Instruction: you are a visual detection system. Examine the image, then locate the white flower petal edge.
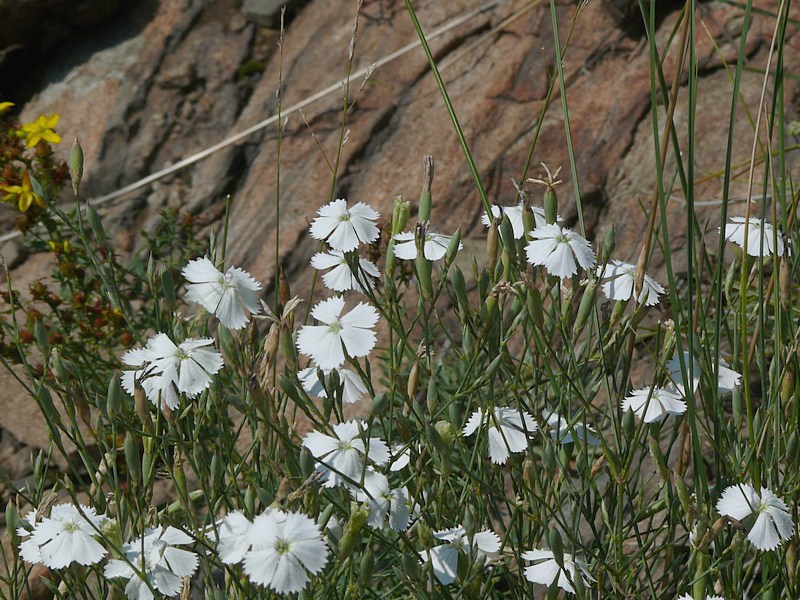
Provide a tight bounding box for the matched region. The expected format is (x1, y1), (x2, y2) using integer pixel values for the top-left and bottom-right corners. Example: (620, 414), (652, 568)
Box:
(182, 257), (262, 329)
(310, 250), (380, 294)
(666, 351), (741, 395)
(717, 483), (794, 551)
(522, 548), (593, 595)
(309, 199), (380, 252)
(722, 216), (787, 257)
(242, 509), (329, 595)
(596, 259), (665, 306)
(393, 228), (463, 261)
(298, 365), (368, 404)
(423, 525), (500, 585)
(18, 503), (107, 569)
(463, 406), (538, 464)
(297, 297), (379, 370)
(622, 387), (686, 423)
(302, 420), (389, 487)
(526, 224), (596, 279)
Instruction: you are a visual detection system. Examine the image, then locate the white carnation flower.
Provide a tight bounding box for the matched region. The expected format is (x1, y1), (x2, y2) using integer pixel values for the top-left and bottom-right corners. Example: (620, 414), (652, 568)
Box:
(522, 548), (593, 594)
(309, 199), (380, 252)
(543, 411), (599, 446)
(525, 224), (596, 279)
(298, 365), (368, 404)
(423, 525), (500, 585)
(723, 216), (787, 257)
(393, 227), (462, 261)
(482, 204), (557, 238)
(121, 333), (224, 410)
(463, 406), (538, 464)
(104, 526), (198, 600)
(351, 470), (411, 532)
(717, 483), (794, 551)
(18, 503), (107, 569)
(242, 509), (328, 595)
(622, 386), (686, 423)
(310, 250), (380, 294)
(666, 351), (741, 396)
(596, 259), (665, 306)
(181, 257), (261, 329)
(296, 297), (378, 370)
(301, 420), (389, 487)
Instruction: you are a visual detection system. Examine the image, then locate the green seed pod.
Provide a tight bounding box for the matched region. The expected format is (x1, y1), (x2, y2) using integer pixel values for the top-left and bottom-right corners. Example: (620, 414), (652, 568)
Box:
(300, 447), (315, 479)
(392, 195), (411, 235)
(622, 409), (635, 440)
(416, 250), (433, 300)
(107, 371), (122, 418)
(451, 267), (469, 314)
(317, 504), (335, 530)
(427, 376), (438, 417)
(560, 286), (573, 325)
(160, 269), (176, 307)
(787, 432), (799, 468)
(6, 502), (20, 550)
(544, 185), (558, 225)
(434, 420), (458, 446)
(609, 298), (627, 328)
(210, 453), (224, 492)
(787, 540), (796, 580)
(124, 433), (141, 487)
(419, 155), (433, 222)
(34, 319), (48, 354)
(573, 279), (597, 337)
(446, 227), (462, 265)
(69, 137), (84, 197)
(499, 214), (516, 262)
(732, 384), (743, 430)
(523, 457), (535, 488)
(485, 220), (499, 275)
(86, 206), (107, 242)
(601, 226), (616, 265)
(527, 288), (544, 329)
(244, 486), (256, 515)
(359, 547), (375, 586)
(339, 502), (370, 559)
(547, 529), (564, 567)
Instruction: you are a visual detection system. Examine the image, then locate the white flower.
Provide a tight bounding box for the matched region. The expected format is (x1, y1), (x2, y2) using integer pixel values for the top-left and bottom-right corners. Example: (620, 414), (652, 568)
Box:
(522, 549), (593, 594)
(723, 216), (787, 257)
(301, 420), (389, 487)
(18, 503), (107, 569)
(215, 511), (252, 565)
(393, 228), (462, 261)
(423, 525), (500, 585)
(596, 259), (665, 306)
(310, 250), (380, 294)
(309, 199), (380, 252)
(543, 411), (599, 446)
(481, 205), (554, 238)
(677, 595), (726, 600)
(298, 365), (368, 404)
(525, 224), (596, 279)
(463, 406), (538, 464)
(667, 351), (741, 395)
(389, 443), (413, 471)
(181, 257), (262, 329)
(351, 470), (411, 532)
(622, 386), (686, 423)
(121, 333), (224, 410)
(242, 509), (328, 595)
(717, 483), (794, 551)
(104, 526), (199, 600)
(296, 297), (378, 370)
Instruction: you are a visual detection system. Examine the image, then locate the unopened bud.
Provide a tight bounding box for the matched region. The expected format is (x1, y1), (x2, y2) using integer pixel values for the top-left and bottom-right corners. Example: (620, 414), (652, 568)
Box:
(485, 220), (499, 274)
(601, 226), (616, 264)
(434, 420), (458, 446)
(124, 433), (141, 486)
(547, 529), (564, 567)
(780, 256), (791, 310)
(69, 138), (84, 197)
(573, 279), (597, 337)
(419, 155), (433, 222)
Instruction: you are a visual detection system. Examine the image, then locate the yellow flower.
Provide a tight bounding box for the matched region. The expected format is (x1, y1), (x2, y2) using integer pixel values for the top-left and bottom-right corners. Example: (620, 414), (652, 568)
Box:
(0, 102), (14, 115)
(18, 114), (61, 148)
(1, 172), (44, 212)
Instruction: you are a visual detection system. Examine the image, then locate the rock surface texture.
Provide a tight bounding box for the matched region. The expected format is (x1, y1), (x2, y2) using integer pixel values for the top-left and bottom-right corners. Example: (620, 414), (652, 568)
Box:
(1, 0), (799, 483)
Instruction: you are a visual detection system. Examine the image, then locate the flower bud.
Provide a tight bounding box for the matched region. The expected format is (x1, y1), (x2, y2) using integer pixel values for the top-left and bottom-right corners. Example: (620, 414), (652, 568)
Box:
(339, 502), (371, 559)
(86, 206), (107, 242)
(6, 502), (20, 551)
(450, 267), (469, 315)
(732, 385), (743, 430)
(782, 365), (794, 404)
(572, 279), (597, 337)
(407, 361), (420, 403)
(787, 540), (796, 580)
(106, 372), (122, 419)
(69, 137), (84, 197)
(485, 220), (499, 274)
(359, 547), (375, 586)
(780, 256), (791, 310)
(391, 195), (411, 236)
(547, 529), (564, 567)
(300, 447), (315, 479)
(434, 420), (458, 446)
(133, 381), (154, 433)
(426, 375), (438, 417)
(445, 226), (461, 264)
(418, 521), (433, 548)
(601, 226), (616, 264)
(124, 432), (141, 487)
(622, 409), (635, 439)
(419, 155), (433, 222)
(499, 215), (516, 262)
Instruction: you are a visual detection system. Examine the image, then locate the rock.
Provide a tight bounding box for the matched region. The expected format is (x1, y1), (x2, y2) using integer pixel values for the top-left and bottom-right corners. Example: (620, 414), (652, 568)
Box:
(241, 0), (289, 26)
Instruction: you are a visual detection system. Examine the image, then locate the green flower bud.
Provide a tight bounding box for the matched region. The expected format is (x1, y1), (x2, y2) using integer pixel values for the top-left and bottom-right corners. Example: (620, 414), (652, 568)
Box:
(572, 279), (597, 337)
(124, 433), (141, 487)
(445, 226), (462, 264)
(359, 547), (375, 586)
(434, 420), (458, 446)
(485, 220), (499, 275)
(392, 195), (411, 235)
(106, 371), (122, 419)
(547, 529), (564, 567)
(69, 137), (84, 197)
(418, 155), (433, 222)
(601, 226), (616, 264)
(450, 267), (469, 314)
(86, 206), (106, 242)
